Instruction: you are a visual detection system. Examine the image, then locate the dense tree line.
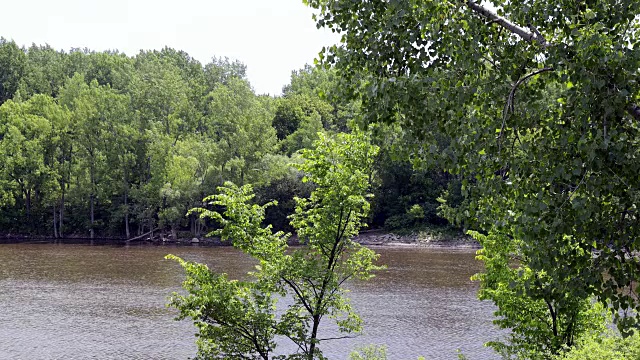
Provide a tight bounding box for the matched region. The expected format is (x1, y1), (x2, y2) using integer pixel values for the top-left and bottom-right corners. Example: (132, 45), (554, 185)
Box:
(0, 38), (452, 239)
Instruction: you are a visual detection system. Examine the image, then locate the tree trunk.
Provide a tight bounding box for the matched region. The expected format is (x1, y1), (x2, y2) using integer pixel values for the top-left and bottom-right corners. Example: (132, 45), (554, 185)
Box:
(90, 193), (95, 239)
(53, 203), (58, 238)
(59, 190), (65, 238)
(25, 189), (31, 222)
(61, 143), (71, 238)
(90, 158), (95, 239)
(124, 190), (130, 239)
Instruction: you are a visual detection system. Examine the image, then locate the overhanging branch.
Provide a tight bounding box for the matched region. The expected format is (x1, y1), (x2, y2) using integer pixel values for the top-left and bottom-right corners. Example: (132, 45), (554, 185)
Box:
(465, 1), (640, 122)
(466, 1), (547, 46)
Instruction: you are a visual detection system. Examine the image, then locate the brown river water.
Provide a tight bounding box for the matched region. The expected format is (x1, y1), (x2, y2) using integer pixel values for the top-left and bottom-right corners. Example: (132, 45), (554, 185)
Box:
(0, 243), (502, 359)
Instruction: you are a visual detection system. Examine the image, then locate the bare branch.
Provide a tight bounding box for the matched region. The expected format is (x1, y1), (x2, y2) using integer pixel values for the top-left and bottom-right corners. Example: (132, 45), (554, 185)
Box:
(466, 1), (548, 46)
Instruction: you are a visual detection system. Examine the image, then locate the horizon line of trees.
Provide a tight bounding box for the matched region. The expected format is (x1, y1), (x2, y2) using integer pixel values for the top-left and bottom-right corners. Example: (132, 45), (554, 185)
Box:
(0, 38), (457, 239)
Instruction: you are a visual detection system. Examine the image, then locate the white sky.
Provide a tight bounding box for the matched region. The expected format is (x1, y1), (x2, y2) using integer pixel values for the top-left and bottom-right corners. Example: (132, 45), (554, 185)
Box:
(0, 0), (339, 96)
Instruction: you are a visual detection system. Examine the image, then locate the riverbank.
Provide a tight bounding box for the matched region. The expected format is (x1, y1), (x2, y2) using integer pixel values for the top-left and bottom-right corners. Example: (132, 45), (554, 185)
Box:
(145, 228), (479, 249)
(354, 229), (479, 248)
(0, 228), (479, 248)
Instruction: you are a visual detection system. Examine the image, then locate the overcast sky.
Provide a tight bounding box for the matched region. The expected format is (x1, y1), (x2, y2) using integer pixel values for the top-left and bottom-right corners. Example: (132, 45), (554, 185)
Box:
(0, 0), (339, 95)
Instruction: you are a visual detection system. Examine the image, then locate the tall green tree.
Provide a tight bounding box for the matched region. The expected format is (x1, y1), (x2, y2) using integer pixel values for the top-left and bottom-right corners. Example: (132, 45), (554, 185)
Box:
(0, 38), (27, 105)
(59, 75), (134, 238)
(0, 95), (64, 229)
(168, 131), (381, 359)
(20, 44), (67, 98)
(205, 78), (278, 185)
(204, 56), (247, 92)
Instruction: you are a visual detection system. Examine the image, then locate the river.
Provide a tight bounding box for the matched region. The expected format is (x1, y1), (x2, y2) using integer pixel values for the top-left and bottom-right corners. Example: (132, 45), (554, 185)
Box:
(0, 243), (501, 359)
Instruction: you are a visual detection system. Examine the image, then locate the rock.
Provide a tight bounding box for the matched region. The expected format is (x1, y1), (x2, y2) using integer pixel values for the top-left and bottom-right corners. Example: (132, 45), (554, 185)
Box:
(191, 238), (200, 243)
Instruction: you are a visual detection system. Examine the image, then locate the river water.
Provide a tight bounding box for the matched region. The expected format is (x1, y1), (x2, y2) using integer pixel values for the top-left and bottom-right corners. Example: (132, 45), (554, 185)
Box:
(0, 243), (501, 359)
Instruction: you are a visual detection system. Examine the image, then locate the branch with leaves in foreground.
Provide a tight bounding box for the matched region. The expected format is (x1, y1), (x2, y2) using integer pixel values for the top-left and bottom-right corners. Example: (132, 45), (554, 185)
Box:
(167, 131), (381, 360)
(463, 0), (640, 121)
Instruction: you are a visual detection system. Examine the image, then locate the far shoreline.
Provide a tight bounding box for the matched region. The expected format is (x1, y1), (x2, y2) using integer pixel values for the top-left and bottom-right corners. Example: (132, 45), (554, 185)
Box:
(0, 229), (480, 249)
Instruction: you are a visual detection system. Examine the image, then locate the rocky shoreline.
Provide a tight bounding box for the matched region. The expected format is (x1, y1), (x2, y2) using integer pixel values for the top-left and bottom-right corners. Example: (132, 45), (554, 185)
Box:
(353, 229), (479, 248)
(162, 229), (480, 249)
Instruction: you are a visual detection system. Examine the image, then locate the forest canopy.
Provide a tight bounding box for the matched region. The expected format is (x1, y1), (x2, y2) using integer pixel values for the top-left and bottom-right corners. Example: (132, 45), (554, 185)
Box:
(0, 39), (454, 239)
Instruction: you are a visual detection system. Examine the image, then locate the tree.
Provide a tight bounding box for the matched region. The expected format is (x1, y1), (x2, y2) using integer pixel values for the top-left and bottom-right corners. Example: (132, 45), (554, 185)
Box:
(0, 40), (289, 238)
(59, 74), (134, 238)
(280, 111), (325, 156)
(20, 44), (67, 98)
(0, 38), (27, 105)
(282, 65), (358, 133)
(204, 56), (247, 92)
(167, 131), (381, 359)
(204, 78), (278, 185)
(0, 95), (57, 226)
(305, 0), (640, 353)
(85, 50), (135, 91)
(469, 230), (606, 358)
(273, 94), (333, 141)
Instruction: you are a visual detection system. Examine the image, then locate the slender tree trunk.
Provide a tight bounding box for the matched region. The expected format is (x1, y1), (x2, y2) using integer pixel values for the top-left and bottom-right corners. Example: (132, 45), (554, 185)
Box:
(59, 190), (65, 238)
(53, 203), (58, 238)
(90, 156), (95, 239)
(308, 208), (348, 359)
(25, 189), (31, 222)
(61, 143), (72, 238)
(124, 190), (130, 239)
(90, 193), (95, 239)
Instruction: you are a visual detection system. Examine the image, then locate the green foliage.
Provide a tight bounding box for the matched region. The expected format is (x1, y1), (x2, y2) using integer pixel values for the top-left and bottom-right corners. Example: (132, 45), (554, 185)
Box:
(470, 230), (607, 358)
(0, 94), (69, 228)
(349, 345), (426, 360)
(168, 131), (381, 359)
(0, 38), (449, 242)
(273, 94), (333, 141)
(166, 254), (278, 359)
(0, 38), (27, 104)
(371, 130), (452, 230)
(306, 0), (640, 352)
(556, 330), (640, 360)
(0, 43), (308, 238)
(349, 345), (387, 360)
(254, 165), (314, 233)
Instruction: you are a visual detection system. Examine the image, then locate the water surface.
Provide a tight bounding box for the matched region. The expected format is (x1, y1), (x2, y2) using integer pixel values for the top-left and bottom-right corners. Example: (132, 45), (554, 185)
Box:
(0, 243), (500, 359)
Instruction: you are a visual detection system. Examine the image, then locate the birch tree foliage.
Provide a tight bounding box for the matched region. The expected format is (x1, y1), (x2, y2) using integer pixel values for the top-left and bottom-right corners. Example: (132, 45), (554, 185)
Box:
(304, 0), (640, 349)
(167, 131), (381, 360)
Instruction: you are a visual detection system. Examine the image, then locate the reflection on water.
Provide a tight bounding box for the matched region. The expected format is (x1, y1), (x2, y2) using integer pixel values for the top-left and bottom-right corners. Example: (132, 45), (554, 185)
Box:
(0, 243), (500, 359)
